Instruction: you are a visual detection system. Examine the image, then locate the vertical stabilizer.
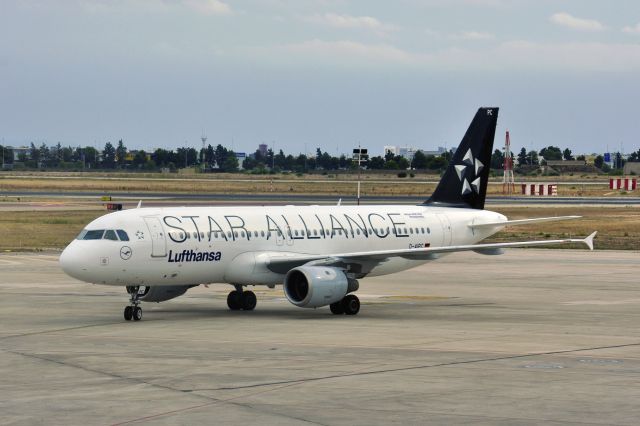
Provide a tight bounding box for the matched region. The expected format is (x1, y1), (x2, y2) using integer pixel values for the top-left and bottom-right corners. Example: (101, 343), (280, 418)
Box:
(425, 107), (498, 209)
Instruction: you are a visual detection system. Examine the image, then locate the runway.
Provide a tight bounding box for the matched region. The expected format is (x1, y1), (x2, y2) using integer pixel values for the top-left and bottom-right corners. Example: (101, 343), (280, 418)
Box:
(2, 190), (640, 205)
(1, 249), (639, 425)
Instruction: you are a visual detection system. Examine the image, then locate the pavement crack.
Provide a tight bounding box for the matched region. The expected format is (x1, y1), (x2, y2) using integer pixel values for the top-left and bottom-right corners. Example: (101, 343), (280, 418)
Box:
(189, 341), (640, 392)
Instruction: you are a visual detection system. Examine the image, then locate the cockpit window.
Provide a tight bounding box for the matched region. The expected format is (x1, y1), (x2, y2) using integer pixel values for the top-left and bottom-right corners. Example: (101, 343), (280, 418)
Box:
(83, 230), (105, 240)
(104, 230), (118, 241)
(116, 230), (129, 241)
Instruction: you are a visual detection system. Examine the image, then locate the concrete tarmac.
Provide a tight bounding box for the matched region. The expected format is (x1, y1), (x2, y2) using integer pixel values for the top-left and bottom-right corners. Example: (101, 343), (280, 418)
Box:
(1, 250), (639, 425)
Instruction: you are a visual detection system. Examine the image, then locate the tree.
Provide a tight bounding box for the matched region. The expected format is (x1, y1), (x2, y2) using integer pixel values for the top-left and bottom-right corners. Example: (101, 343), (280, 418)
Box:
(412, 151), (428, 169)
(527, 151), (539, 166)
(539, 146), (562, 161)
(83, 146), (99, 168)
(517, 147), (528, 166)
(1, 145), (13, 164)
(205, 144), (215, 167)
(242, 156), (258, 170)
(594, 155), (604, 169)
(384, 160), (399, 170)
(274, 149), (286, 169)
(368, 156), (385, 169)
(214, 144), (228, 168)
(490, 149), (504, 169)
(116, 139), (127, 167)
(395, 156), (410, 170)
(563, 148), (574, 161)
(39, 143), (50, 167)
(384, 149), (395, 162)
(102, 142), (116, 168)
(132, 150), (147, 168)
(221, 151), (239, 172)
(29, 142), (40, 163)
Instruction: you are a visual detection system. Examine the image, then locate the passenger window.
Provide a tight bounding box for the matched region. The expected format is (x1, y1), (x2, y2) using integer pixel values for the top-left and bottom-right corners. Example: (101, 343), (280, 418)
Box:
(83, 230), (104, 240)
(261, 231), (265, 237)
(116, 230), (129, 241)
(104, 230), (118, 241)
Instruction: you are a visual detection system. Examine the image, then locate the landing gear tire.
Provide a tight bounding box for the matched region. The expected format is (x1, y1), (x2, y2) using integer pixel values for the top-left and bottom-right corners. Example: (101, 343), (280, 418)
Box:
(342, 295), (360, 316)
(132, 306), (143, 321)
(125, 286), (142, 321)
(330, 302), (345, 315)
(227, 290), (242, 310)
(241, 291), (257, 311)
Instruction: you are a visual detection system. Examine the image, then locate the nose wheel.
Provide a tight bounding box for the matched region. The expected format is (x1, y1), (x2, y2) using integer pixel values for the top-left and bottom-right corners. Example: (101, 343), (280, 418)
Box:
(124, 286), (143, 321)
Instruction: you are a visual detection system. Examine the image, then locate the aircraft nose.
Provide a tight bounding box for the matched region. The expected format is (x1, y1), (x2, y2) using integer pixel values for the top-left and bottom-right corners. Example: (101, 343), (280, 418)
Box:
(59, 242), (84, 280)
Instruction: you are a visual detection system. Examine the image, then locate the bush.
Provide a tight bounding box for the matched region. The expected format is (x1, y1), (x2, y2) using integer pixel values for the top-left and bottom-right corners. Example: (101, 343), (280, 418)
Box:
(397, 172), (407, 178)
(409, 173), (415, 178)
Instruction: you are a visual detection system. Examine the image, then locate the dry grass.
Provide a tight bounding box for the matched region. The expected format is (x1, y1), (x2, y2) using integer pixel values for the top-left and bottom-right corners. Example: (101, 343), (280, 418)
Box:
(0, 175), (630, 197)
(0, 210), (104, 251)
(485, 206), (640, 250)
(0, 206), (637, 251)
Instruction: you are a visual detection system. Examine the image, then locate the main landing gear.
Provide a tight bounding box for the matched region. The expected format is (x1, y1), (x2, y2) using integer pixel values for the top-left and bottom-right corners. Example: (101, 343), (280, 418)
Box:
(124, 286), (143, 321)
(330, 294), (360, 316)
(227, 285), (257, 311)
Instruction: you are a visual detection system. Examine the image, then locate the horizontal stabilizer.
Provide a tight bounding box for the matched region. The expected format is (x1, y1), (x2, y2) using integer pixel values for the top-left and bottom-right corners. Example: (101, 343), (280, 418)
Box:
(469, 216), (581, 229)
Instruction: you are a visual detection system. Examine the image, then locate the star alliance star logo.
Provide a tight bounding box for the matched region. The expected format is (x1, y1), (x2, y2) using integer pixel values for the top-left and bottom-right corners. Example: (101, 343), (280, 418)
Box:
(135, 230), (145, 240)
(455, 148), (484, 196)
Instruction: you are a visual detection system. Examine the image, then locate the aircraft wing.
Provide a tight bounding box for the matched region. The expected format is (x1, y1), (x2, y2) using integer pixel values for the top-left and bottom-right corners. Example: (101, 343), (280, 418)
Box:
(265, 232), (597, 274)
(469, 216), (581, 229)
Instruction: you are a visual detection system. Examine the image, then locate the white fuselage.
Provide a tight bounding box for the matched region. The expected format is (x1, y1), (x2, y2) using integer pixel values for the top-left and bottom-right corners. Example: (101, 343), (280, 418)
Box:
(59, 204), (506, 287)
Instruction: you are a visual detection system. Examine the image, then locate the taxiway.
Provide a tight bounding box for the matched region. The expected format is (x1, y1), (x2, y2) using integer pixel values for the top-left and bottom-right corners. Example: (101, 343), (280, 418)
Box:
(1, 250), (639, 425)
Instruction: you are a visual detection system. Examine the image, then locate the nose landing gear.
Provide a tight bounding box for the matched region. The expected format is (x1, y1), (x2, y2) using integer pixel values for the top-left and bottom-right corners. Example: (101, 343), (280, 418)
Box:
(124, 286), (143, 321)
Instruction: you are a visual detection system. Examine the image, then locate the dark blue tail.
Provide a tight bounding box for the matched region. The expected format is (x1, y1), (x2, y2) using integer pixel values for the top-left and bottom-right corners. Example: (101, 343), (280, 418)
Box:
(425, 107), (498, 210)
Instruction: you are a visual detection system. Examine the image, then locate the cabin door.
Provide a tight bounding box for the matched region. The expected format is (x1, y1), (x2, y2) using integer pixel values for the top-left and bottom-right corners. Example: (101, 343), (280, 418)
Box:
(143, 217), (167, 257)
(435, 214), (453, 246)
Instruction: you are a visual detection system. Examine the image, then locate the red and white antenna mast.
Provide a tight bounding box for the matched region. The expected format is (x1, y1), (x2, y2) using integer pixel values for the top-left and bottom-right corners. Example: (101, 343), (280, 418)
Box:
(502, 130), (515, 195)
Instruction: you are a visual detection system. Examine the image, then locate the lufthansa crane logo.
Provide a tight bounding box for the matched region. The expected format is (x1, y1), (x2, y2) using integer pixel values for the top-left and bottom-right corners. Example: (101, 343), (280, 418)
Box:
(120, 246), (133, 260)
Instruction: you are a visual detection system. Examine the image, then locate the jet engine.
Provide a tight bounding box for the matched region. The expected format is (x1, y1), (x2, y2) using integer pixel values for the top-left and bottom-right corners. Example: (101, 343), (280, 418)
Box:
(283, 266), (358, 308)
(127, 285), (197, 303)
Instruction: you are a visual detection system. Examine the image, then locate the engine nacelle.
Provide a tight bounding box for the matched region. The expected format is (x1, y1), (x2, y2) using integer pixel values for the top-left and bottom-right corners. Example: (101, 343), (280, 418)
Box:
(284, 266), (358, 308)
(127, 285), (196, 303)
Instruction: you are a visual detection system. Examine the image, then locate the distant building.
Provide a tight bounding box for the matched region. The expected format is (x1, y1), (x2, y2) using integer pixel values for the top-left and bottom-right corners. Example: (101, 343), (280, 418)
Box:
(9, 146), (30, 161)
(235, 152), (246, 170)
(258, 144), (268, 157)
(383, 145), (446, 160)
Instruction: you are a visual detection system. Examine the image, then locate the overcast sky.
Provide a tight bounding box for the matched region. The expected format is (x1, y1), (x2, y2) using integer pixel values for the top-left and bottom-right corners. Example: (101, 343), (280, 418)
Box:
(1, 0), (639, 156)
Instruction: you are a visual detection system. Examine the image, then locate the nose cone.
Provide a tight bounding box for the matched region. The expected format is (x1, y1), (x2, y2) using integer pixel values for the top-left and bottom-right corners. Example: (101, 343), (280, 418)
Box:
(59, 241), (87, 281)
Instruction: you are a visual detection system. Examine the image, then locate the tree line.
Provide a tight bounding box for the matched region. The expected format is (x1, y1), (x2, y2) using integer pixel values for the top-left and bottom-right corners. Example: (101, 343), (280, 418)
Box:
(1, 141), (638, 173)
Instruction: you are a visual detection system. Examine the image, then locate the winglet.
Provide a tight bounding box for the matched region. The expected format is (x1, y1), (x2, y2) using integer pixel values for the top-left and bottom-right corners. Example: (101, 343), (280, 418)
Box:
(584, 231), (597, 251)
(137, 200), (142, 209)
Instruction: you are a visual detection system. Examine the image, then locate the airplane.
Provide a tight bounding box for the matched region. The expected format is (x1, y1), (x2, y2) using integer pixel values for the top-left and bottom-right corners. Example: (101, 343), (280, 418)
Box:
(59, 107), (596, 321)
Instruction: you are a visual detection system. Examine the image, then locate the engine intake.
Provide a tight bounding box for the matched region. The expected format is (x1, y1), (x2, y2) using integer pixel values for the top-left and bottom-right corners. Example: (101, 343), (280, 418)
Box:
(284, 266), (358, 308)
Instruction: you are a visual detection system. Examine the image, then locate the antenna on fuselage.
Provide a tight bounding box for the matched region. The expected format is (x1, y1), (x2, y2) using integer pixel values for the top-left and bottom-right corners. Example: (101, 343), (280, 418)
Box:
(136, 200), (142, 208)
(337, 198), (342, 206)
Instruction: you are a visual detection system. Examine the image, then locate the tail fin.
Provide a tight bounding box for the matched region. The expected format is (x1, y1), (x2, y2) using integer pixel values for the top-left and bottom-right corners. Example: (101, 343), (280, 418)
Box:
(425, 107), (498, 210)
